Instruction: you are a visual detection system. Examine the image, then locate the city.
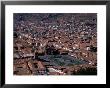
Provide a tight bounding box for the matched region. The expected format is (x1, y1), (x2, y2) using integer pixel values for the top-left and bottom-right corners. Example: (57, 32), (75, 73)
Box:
(14, 13), (97, 75)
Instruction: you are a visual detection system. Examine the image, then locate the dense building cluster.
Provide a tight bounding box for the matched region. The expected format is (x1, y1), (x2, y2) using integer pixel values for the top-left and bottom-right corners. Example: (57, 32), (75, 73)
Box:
(14, 13), (97, 75)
